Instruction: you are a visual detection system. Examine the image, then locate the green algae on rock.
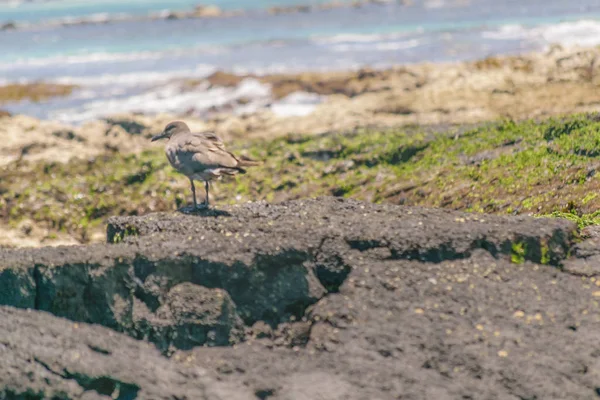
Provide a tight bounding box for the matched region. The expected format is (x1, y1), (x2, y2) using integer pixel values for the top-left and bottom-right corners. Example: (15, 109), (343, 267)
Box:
(0, 83), (78, 104)
(1, 113), (600, 244)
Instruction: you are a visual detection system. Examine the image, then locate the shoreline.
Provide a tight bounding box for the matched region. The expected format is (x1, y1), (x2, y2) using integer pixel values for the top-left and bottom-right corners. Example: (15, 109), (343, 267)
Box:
(1, 45), (600, 248)
(2, 44), (600, 162)
(4, 11), (600, 122)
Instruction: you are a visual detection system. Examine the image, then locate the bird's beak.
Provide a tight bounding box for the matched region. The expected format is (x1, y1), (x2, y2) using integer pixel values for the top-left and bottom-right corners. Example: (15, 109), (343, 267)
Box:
(151, 131), (167, 142)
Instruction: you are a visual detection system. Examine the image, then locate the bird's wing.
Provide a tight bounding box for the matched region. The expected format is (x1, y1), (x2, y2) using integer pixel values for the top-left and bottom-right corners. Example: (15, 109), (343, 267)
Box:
(180, 132), (239, 170)
(191, 132), (227, 151)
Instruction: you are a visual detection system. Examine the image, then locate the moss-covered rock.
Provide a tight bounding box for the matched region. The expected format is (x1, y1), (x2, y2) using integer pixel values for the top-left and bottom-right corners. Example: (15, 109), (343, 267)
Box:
(0, 83), (78, 104)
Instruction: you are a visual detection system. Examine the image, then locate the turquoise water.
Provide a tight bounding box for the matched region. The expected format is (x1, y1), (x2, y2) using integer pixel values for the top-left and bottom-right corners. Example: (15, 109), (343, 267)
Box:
(3, 2), (599, 64)
(0, 0), (343, 24)
(2, 0), (600, 122)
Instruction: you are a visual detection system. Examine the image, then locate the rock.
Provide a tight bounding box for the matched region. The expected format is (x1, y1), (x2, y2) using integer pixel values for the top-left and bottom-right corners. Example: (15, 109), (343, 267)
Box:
(0, 114), (190, 166)
(0, 109), (11, 118)
(52, 128), (87, 142)
(17, 219), (34, 236)
(251, 320), (273, 339)
(265, 0), (392, 14)
(107, 197), (574, 265)
(206, 71), (246, 87)
(103, 116), (147, 135)
(581, 225), (600, 241)
(192, 5), (223, 18)
(317, 1), (346, 10)
(3, 197), (600, 399)
(0, 213), (329, 351)
(268, 5), (311, 15)
(0, 268), (36, 309)
(186, 244), (600, 399)
(1, 22), (16, 31)
(164, 12), (180, 20)
(0, 306), (253, 399)
(561, 226), (600, 276)
(134, 283), (245, 353)
(275, 372), (353, 400)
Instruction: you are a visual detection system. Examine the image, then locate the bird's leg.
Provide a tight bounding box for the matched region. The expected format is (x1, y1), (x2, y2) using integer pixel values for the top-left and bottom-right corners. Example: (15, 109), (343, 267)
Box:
(204, 181), (210, 207)
(189, 178), (198, 209)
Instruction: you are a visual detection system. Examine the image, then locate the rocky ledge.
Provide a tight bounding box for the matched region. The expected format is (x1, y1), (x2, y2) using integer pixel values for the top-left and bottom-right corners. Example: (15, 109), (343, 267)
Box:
(2, 197), (600, 399)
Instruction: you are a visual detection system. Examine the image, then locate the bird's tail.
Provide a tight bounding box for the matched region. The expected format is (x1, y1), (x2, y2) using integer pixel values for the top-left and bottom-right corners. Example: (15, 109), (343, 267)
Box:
(236, 155), (262, 167)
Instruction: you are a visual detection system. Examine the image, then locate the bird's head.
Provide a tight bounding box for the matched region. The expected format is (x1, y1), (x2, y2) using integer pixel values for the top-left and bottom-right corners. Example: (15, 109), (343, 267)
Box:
(151, 121), (190, 142)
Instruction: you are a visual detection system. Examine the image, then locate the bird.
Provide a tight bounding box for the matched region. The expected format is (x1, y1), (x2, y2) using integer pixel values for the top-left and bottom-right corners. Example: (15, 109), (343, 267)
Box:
(151, 121), (260, 209)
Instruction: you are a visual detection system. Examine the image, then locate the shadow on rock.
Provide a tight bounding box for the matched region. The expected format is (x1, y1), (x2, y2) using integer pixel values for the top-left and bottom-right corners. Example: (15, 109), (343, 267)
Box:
(177, 206), (232, 217)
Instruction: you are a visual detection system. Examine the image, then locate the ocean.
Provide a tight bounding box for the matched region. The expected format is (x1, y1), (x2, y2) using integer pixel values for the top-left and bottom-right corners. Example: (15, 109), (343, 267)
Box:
(2, 0), (600, 123)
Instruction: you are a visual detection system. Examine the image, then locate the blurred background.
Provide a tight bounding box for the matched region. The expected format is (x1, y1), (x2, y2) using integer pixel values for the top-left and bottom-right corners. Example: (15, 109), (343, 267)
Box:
(1, 0), (599, 123)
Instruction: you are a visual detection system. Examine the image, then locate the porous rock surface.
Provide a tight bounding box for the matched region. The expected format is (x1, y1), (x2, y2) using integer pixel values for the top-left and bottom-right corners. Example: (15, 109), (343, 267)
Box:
(0, 306), (253, 399)
(2, 197), (600, 399)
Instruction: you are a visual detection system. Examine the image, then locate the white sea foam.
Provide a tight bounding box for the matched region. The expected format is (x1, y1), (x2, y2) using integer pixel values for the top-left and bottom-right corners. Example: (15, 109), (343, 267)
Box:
(46, 78), (324, 124)
(537, 19), (600, 47)
(312, 31), (423, 53)
(424, 0), (446, 9)
(483, 19), (600, 48)
(314, 33), (393, 44)
(0, 52), (164, 70)
(0, 46), (225, 71)
(481, 24), (528, 41)
(57, 12), (112, 24)
(312, 31), (411, 45)
(270, 92), (323, 117)
(49, 78), (272, 124)
(329, 38), (421, 52)
(51, 65), (216, 87)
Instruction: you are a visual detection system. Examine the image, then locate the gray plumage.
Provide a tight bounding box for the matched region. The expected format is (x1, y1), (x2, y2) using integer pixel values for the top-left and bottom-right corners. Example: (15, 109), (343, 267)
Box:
(151, 121), (260, 208)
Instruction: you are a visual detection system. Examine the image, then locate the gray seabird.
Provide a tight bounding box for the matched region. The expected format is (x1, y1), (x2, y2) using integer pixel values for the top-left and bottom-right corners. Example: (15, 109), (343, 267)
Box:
(151, 121), (260, 209)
